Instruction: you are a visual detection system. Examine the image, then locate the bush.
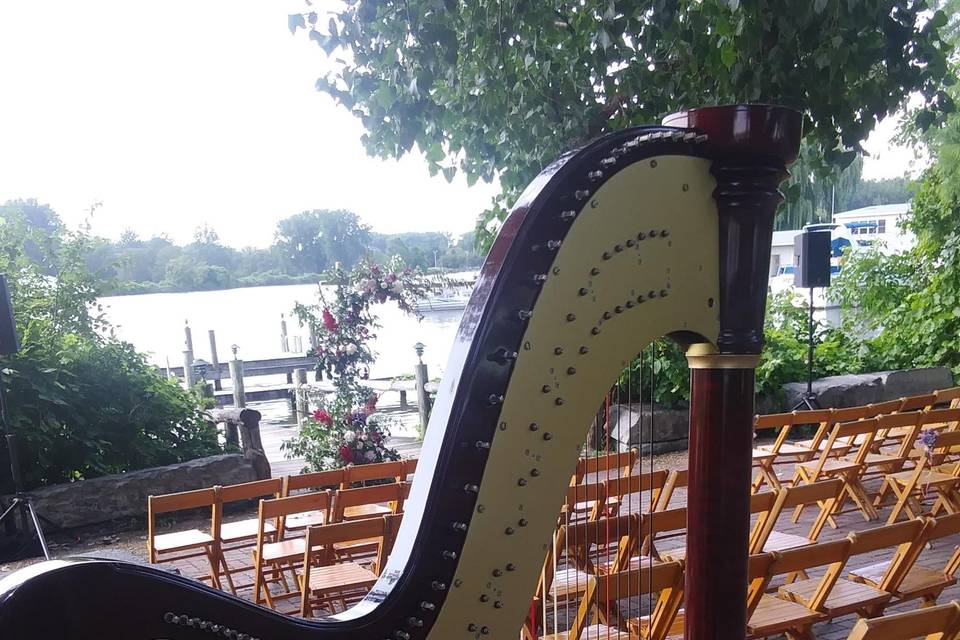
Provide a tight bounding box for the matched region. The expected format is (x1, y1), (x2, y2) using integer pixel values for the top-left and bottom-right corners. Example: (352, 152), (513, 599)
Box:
(0, 199), (223, 491)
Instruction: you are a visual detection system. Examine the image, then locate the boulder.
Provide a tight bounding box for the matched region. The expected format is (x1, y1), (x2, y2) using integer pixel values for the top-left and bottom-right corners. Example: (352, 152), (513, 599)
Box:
(606, 404), (689, 454)
(0, 454), (256, 531)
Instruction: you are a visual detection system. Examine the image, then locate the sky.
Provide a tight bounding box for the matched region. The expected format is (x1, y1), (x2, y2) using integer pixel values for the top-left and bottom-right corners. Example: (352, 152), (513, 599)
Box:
(0, 1), (919, 249)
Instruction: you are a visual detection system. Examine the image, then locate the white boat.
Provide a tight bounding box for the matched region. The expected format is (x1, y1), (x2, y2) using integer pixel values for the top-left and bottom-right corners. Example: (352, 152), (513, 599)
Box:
(414, 293), (470, 313)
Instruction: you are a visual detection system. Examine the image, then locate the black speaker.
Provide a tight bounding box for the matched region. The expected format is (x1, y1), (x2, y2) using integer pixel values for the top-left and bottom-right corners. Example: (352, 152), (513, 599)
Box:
(0, 275), (19, 356)
(793, 230), (832, 288)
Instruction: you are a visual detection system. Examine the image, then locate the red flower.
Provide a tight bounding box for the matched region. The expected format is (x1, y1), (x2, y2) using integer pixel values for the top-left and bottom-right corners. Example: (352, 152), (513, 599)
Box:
(312, 409), (333, 425)
(339, 445), (353, 463)
(322, 308), (338, 332)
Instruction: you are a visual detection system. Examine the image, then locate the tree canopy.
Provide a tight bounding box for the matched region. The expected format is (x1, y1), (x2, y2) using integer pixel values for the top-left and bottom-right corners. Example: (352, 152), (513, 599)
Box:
(293, 0), (954, 249)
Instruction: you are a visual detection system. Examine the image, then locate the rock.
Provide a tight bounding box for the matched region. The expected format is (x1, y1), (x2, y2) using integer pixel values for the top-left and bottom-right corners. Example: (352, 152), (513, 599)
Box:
(606, 404), (689, 455)
(0, 454), (256, 531)
(782, 368), (954, 411)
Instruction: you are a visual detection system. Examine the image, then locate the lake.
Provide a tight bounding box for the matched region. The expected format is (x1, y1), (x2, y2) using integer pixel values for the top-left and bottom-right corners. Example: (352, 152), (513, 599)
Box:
(99, 283), (465, 380)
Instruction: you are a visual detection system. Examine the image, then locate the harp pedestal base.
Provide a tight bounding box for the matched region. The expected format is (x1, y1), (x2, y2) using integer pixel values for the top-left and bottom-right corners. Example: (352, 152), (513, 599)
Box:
(684, 365), (756, 640)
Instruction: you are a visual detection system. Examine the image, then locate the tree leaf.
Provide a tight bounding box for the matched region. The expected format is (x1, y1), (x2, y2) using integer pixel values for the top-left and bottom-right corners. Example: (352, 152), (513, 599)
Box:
(288, 14), (306, 35)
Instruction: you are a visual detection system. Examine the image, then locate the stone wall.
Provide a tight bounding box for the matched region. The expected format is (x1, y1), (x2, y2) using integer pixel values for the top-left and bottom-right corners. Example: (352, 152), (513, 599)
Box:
(781, 367), (954, 410)
(607, 404), (690, 454)
(0, 454), (257, 531)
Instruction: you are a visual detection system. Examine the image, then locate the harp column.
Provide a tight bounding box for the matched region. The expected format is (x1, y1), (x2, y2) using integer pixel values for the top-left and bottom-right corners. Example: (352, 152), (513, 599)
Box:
(667, 105), (802, 640)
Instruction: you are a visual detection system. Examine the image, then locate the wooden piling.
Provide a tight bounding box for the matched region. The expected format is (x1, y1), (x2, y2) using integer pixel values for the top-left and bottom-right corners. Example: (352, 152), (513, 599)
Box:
(183, 349), (195, 387)
(184, 320), (194, 355)
(229, 358), (245, 409)
(293, 368), (309, 423)
(280, 314), (289, 353)
(415, 362), (431, 434)
(208, 330), (222, 391)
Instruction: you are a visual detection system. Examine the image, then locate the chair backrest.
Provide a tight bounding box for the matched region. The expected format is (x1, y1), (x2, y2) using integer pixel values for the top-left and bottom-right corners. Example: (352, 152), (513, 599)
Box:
(401, 458), (418, 481)
(868, 399), (905, 417)
(847, 518), (932, 593)
(574, 450), (638, 483)
(332, 482), (410, 522)
(756, 410), (832, 453)
(877, 412), (924, 457)
(561, 481), (607, 521)
(551, 512), (642, 584)
(149, 487), (218, 515)
(900, 393), (936, 413)
(816, 418), (880, 472)
(219, 478), (283, 505)
(746, 552), (778, 617)
(284, 469), (346, 495)
(927, 514), (960, 580)
(934, 386), (960, 409)
(747, 490), (781, 553)
(602, 469), (669, 514)
(767, 538), (853, 612)
(922, 408), (960, 436)
(832, 405), (874, 423)
(845, 600), (960, 640)
(656, 468), (689, 511)
(341, 460), (405, 488)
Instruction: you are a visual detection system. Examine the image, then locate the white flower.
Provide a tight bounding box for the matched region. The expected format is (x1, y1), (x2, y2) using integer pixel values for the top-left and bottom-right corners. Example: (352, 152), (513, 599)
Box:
(391, 281), (403, 294)
(343, 430), (356, 443)
(359, 433), (368, 441)
(364, 450), (376, 461)
(344, 343), (358, 355)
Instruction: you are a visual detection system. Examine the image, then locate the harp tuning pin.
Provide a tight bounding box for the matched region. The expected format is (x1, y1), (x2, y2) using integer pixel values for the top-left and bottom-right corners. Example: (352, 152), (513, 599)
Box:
(560, 210), (577, 221)
(407, 618), (424, 628)
(683, 131), (697, 141)
(475, 440), (491, 450)
(420, 601), (436, 611)
(481, 627), (490, 635)
(660, 289), (669, 297)
(487, 347), (518, 365)
(432, 581), (448, 591)
(602, 251), (611, 261)
(578, 287), (589, 296)
(452, 521), (468, 531)
(547, 239), (562, 250)
(600, 156), (616, 166)
(574, 189), (590, 200)
(587, 170), (603, 181)
(517, 309), (533, 321)
(624, 138), (640, 148)
(487, 393), (504, 405)
(695, 133), (708, 143)
(394, 631), (411, 640)
(532, 274), (547, 284)
(441, 550), (458, 560)
(464, 483), (480, 493)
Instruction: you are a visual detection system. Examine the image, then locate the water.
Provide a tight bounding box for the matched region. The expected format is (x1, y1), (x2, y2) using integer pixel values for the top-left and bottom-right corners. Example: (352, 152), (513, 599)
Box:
(98, 283), (464, 379)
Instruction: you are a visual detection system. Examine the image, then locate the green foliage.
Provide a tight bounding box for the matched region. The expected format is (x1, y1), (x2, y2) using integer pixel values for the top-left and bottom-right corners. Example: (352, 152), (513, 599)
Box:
(0, 201), (223, 491)
(293, 0), (954, 251)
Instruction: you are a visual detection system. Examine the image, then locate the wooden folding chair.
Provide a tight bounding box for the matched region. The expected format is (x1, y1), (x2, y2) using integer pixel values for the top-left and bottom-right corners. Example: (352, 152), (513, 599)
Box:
(753, 409), (835, 492)
(935, 387), (960, 409)
(340, 460), (406, 488)
(562, 479), (609, 524)
(779, 518), (930, 621)
(540, 560), (685, 640)
(215, 477), (283, 594)
(332, 481), (409, 523)
(252, 490), (332, 609)
(845, 600), (960, 640)
(401, 458), (418, 481)
(525, 512), (643, 640)
(147, 487), (222, 590)
(282, 469), (346, 531)
(900, 393), (937, 413)
(297, 514), (401, 617)
(600, 469), (669, 516)
(757, 479), (844, 554)
(747, 538), (853, 640)
(851, 513), (960, 608)
(879, 428), (960, 524)
(793, 418), (882, 523)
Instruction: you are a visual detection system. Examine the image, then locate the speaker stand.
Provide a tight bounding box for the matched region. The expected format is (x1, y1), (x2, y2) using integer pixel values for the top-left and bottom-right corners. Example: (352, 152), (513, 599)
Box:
(791, 286), (820, 411)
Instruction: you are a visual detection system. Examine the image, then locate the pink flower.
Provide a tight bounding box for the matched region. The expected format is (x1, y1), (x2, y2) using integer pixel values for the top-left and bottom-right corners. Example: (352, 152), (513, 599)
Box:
(312, 409), (333, 426)
(322, 308), (338, 332)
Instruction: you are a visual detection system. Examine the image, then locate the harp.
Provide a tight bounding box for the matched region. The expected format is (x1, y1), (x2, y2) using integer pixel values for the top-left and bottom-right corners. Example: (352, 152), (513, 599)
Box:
(0, 104), (801, 639)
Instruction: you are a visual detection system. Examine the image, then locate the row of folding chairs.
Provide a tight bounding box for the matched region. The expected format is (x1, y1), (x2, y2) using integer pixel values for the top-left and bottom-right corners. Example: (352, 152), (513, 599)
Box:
(147, 458), (417, 597)
(752, 386), (960, 494)
(531, 511), (960, 639)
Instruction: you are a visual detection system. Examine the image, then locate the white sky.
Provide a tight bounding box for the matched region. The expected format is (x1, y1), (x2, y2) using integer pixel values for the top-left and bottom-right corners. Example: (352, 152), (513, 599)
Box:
(0, 1), (917, 249)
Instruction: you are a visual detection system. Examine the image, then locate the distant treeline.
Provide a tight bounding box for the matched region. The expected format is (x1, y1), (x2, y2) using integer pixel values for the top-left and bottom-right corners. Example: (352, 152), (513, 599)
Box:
(3, 201), (483, 295)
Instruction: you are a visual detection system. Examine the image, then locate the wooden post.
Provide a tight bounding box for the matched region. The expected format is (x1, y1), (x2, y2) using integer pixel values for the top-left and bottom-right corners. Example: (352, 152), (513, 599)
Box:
(208, 408), (271, 479)
(280, 314), (289, 353)
(208, 330), (222, 391)
(415, 362), (430, 434)
(229, 357), (245, 409)
(399, 389), (408, 409)
(183, 349), (195, 387)
(294, 368), (309, 423)
(183, 320), (194, 356)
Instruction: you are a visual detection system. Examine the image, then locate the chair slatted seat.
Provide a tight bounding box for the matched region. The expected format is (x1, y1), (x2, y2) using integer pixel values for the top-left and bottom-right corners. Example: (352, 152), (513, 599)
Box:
(147, 487), (222, 590)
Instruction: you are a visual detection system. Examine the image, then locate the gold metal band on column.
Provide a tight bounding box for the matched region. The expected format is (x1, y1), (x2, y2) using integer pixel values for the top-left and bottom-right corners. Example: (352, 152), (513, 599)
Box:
(685, 342), (761, 370)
